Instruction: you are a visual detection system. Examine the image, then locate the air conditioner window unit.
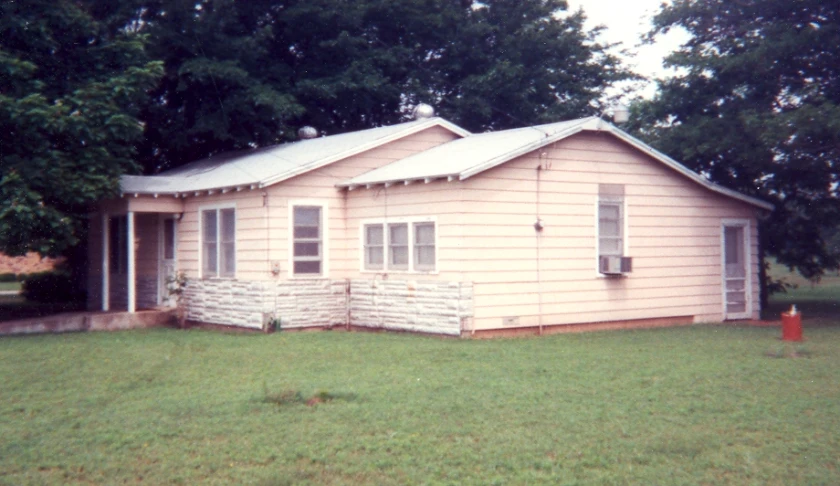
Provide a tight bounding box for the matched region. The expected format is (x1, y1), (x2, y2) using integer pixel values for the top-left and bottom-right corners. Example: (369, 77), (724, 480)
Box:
(600, 255), (632, 275)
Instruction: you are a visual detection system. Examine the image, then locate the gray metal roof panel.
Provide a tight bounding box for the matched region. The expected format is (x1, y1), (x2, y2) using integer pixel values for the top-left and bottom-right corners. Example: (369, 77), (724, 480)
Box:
(119, 117), (470, 196)
(339, 118), (593, 187)
(338, 117), (774, 211)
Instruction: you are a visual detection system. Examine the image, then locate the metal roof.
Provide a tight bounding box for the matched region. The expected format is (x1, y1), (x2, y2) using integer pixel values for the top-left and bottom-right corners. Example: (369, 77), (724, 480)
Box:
(338, 117), (774, 211)
(120, 117), (470, 197)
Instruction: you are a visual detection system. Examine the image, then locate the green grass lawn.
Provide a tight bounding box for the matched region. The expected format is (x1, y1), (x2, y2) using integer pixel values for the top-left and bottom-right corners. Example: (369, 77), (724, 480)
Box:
(0, 281), (21, 292)
(766, 260), (840, 321)
(2, 327), (840, 485)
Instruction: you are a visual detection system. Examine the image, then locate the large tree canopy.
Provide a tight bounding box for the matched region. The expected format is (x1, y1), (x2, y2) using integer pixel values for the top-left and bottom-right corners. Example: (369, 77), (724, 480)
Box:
(633, 0), (840, 303)
(0, 0), (162, 257)
(1, 0), (629, 257)
(124, 0), (629, 172)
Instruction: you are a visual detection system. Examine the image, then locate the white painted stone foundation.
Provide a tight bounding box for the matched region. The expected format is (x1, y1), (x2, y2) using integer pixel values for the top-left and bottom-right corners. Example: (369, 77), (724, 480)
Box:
(185, 279), (272, 329)
(181, 278), (474, 336)
(348, 279), (473, 336)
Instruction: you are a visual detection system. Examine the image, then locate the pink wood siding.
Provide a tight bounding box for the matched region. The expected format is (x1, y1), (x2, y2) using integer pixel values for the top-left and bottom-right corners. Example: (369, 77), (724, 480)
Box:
(176, 125), (459, 282)
(344, 130), (762, 329)
(455, 131), (760, 329)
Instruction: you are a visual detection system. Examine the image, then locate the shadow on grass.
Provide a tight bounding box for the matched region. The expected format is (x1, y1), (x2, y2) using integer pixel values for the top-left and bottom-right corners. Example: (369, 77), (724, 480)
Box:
(766, 298), (840, 327)
(0, 295), (84, 323)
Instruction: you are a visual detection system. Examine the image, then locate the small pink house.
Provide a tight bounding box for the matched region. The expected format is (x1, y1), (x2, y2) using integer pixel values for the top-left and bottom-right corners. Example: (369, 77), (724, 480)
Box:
(88, 113), (772, 336)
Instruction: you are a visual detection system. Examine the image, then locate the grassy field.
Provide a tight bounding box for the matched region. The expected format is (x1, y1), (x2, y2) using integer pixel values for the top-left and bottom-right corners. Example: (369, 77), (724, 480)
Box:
(766, 260), (840, 321)
(0, 281), (21, 292)
(2, 326), (840, 485)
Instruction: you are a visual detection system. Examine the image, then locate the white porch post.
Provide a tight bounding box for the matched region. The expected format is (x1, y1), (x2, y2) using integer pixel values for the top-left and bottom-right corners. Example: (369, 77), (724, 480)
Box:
(101, 213), (110, 311)
(127, 211), (136, 313)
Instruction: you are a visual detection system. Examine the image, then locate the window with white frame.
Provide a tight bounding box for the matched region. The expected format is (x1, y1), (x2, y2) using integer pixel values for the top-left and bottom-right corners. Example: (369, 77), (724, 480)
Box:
(388, 223), (409, 270)
(202, 207), (236, 278)
(363, 224), (384, 270)
(292, 206), (322, 275)
(362, 219), (436, 272)
(109, 215), (128, 274)
(598, 184), (624, 257)
(413, 222), (435, 270)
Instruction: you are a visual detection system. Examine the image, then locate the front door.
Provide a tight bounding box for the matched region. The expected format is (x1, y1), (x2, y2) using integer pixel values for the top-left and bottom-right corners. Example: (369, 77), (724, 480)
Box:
(722, 222), (750, 319)
(159, 217), (177, 306)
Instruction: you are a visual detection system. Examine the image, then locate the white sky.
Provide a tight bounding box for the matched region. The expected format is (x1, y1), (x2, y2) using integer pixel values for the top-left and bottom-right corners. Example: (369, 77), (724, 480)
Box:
(565, 0), (691, 99)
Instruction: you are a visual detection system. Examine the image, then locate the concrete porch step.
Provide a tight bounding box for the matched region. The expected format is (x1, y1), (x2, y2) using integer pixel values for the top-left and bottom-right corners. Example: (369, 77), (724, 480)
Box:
(0, 309), (176, 337)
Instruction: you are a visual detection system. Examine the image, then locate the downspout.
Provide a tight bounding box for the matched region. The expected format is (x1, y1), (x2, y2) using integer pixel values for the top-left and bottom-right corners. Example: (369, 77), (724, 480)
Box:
(536, 164), (543, 336)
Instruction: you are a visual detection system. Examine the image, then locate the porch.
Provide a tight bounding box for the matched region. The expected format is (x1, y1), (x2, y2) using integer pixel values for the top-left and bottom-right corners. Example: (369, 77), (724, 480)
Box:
(88, 196), (183, 313)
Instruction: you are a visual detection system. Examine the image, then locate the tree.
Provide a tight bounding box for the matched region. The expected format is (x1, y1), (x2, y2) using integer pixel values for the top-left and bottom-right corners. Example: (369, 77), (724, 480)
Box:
(633, 0), (840, 309)
(124, 0), (630, 172)
(0, 0), (163, 257)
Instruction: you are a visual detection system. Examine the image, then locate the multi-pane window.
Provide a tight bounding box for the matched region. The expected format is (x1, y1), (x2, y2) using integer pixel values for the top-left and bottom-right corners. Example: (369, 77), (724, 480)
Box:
(363, 224), (384, 269)
(293, 206), (322, 275)
(202, 207), (236, 277)
(413, 222), (435, 270)
(363, 219), (436, 272)
(598, 184), (624, 257)
(388, 223), (409, 270)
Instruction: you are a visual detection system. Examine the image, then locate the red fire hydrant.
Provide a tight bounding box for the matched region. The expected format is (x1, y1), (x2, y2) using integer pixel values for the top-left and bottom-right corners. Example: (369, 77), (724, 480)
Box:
(781, 305), (802, 342)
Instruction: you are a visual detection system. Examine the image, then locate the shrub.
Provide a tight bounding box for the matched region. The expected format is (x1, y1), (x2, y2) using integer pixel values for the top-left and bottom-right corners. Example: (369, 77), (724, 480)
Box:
(21, 272), (86, 303)
(0, 273), (17, 282)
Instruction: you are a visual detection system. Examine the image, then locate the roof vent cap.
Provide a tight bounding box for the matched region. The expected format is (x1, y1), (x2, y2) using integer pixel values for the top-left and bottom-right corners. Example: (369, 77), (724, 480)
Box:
(412, 103), (434, 119)
(298, 126), (318, 139)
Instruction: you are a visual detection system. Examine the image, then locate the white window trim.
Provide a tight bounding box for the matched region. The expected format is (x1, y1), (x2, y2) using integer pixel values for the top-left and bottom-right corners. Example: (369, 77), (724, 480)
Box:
(288, 200), (330, 279)
(198, 202), (237, 279)
(595, 195), (629, 276)
(359, 216), (438, 274)
(720, 218), (752, 320)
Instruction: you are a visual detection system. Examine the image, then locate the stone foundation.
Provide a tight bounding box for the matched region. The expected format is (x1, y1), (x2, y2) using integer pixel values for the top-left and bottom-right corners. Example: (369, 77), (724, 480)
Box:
(348, 280), (473, 336)
(181, 278), (474, 336)
(273, 279), (347, 329)
(184, 279), (272, 329)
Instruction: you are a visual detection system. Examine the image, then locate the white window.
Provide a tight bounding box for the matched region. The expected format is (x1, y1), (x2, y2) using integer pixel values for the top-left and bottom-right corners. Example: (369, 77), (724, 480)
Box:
(202, 207), (236, 278)
(293, 206), (322, 275)
(363, 224), (384, 270)
(598, 184), (625, 257)
(362, 218), (436, 272)
(388, 223), (409, 270)
(109, 215), (127, 274)
(413, 222), (435, 271)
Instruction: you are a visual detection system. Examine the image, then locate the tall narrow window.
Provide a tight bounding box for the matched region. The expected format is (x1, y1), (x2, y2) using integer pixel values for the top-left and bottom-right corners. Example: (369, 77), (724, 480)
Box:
(109, 216), (128, 274)
(202, 207), (236, 278)
(293, 206), (322, 275)
(163, 218), (175, 260)
(413, 222), (435, 271)
(388, 223), (409, 270)
(598, 184), (624, 257)
(220, 208), (236, 276)
(364, 224), (384, 270)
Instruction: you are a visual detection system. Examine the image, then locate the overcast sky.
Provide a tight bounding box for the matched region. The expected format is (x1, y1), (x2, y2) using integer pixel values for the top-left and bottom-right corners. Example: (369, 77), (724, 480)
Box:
(565, 0), (691, 99)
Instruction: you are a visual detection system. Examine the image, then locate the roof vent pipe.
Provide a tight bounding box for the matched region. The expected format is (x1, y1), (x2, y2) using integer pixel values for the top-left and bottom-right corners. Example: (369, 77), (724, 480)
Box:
(298, 126), (318, 139)
(412, 103), (434, 119)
